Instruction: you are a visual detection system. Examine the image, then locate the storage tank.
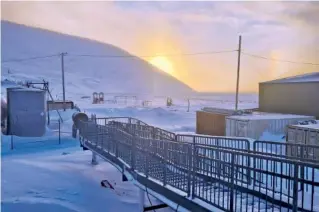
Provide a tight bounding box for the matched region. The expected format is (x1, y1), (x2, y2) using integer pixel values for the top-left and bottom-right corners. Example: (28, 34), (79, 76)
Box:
(7, 87), (46, 137)
(226, 112), (315, 140)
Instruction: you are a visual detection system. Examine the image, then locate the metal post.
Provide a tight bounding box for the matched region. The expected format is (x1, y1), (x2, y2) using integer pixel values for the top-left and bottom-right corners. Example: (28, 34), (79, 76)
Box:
(11, 135), (13, 150)
(191, 137), (196, 198)
(229, 153), (235, 212)
(61, 52), (67, 111)
(58, 119), (61, 144)
(292, 163), (299, 212)
(235, 35), (242, 111)
(187, 144), (192, 197)
(163, 142), (167, 186)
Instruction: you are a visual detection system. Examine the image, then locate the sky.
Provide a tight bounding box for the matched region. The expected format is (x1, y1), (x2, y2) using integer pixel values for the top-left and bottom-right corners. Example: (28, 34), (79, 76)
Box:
(1, 1), (319, 93)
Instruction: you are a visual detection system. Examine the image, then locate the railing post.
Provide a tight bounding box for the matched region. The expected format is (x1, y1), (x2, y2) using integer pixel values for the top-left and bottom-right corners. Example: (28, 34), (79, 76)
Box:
(163, 141), (167, 186)
(247, 140), (251, 185)
(187, 144), (192, 197)
(131, 134), (136, 170)
(229, 153), (235, 212)
(292, 162), (299, 212)
(300, 146), (304, 193)
(191, 136), (196, 198)
(145, 140), (149, 178)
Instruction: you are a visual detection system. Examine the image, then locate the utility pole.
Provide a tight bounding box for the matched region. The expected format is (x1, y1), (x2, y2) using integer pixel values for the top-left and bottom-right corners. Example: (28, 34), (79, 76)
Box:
(61, 52), (67, 111)
(235, 35), (242, 111)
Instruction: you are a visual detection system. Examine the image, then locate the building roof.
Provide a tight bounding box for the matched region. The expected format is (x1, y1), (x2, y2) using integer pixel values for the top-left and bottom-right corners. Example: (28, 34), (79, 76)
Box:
(260, 72), (319, 84)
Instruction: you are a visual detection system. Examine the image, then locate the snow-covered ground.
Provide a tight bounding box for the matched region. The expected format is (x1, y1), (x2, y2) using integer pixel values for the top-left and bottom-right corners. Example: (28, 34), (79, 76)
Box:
(3, 20), (299, 212)
(1, 81), (260, 212)
(2, 147), (172, 212)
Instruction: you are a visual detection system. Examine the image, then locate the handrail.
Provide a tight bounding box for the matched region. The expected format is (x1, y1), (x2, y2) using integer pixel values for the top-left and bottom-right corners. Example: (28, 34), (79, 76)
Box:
(78, 117), (319, 212)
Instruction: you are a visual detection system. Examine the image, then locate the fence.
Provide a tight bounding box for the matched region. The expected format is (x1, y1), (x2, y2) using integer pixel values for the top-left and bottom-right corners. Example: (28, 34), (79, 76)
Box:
(2, 120), (74, 152)
(254, 140), (319, 162)
(78, 117), (319, 212)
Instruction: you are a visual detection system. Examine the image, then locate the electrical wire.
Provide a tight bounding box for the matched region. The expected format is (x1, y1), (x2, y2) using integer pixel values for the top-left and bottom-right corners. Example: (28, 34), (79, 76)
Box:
(2, 54), (60, 63)
(242, 52), (319, 66)
(67, 50), (237, 59)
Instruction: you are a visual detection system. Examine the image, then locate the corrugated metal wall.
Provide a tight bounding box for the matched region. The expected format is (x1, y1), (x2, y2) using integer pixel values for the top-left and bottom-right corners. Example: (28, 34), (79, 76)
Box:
(259, 82), (319, 118)
(7, 88), (46, 137)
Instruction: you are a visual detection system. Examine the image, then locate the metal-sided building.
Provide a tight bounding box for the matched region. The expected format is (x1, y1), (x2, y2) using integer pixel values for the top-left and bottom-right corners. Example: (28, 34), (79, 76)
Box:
(7, 87), (47, 137)
(259, 72), (319, 119)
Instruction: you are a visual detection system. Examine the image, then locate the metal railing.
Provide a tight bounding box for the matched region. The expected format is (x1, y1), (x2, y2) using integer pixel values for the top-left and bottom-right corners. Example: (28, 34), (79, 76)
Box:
(254, 140), (319, 163)
(78, 117), (319, 212)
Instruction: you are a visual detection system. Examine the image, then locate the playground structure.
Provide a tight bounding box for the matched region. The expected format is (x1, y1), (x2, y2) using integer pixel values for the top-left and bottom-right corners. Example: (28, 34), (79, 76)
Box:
(92, 92), (104, 104)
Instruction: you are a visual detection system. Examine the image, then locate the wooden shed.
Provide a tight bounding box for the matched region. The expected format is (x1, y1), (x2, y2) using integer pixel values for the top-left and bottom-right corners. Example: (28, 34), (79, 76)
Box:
(196, 108), (237, 136)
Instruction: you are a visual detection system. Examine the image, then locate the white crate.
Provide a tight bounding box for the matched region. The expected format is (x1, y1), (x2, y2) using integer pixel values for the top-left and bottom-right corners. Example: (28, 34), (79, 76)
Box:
(287, 121), (319, 145)
(226, 112), (315, 140)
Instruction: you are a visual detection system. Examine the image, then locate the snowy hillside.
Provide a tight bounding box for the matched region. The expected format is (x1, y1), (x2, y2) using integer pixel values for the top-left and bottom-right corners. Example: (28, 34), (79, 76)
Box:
(1, 21), (194, 100)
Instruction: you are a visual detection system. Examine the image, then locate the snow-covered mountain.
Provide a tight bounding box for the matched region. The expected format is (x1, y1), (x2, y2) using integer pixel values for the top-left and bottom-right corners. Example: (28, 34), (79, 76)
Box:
(1, 21), (194, 100)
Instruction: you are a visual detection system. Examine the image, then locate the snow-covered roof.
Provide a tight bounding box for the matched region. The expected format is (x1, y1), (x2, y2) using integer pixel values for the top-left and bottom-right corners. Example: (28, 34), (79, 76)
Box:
(227, 112), (314, 120)
(291, 120), (319, 130)
(260, 72), (319, 84)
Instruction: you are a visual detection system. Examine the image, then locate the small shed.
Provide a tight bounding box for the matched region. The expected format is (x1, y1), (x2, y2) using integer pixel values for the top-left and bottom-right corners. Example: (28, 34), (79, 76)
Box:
(259, 72), (319, 118)
(196, 107), (237, 136)
(7, 87), (47, 137)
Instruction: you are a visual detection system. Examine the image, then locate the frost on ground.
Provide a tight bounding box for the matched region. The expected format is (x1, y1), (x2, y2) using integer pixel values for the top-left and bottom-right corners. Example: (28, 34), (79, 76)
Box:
(1, 147), (171, 212)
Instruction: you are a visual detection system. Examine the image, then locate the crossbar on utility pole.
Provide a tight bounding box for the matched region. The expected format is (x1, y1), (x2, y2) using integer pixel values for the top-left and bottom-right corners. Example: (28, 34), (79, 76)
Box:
(61, 52), (67, 111)
(235, 35), (242, 111)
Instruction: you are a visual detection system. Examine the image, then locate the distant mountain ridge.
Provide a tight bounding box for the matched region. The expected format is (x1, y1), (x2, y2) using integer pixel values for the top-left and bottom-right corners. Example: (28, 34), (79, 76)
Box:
(1, 21), (194, 100)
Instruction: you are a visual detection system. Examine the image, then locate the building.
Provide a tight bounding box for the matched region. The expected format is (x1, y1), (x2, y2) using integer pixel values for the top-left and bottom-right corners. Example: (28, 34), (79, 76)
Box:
(196, 108), (236, 136)
(259, 72), (319, 118)
(7, 87), (47, 137)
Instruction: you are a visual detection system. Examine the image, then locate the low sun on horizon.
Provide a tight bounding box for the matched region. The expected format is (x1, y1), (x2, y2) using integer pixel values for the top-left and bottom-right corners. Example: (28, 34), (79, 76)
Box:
(149, 56), (174, 75)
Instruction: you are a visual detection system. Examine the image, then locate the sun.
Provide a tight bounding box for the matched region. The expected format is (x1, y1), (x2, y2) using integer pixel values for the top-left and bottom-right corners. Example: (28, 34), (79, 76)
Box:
(149, 56), (174, 75)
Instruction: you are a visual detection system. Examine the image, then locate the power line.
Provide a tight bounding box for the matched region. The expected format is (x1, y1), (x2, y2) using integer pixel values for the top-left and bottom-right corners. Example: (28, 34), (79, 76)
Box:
(242, 52), (319, 66)
(2, 54), (60, 63)
(68, 50), (237, 58)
